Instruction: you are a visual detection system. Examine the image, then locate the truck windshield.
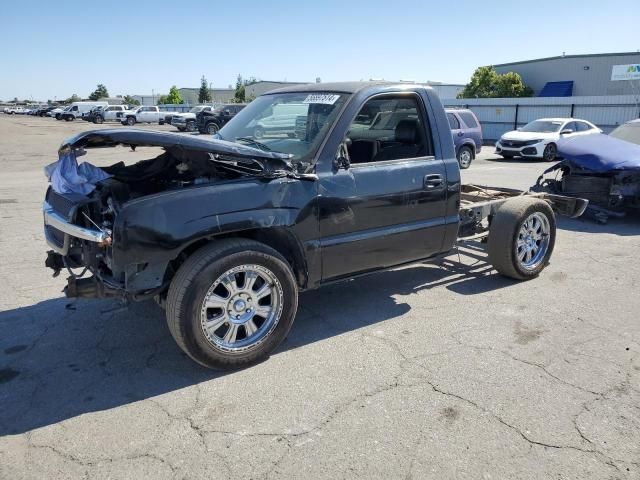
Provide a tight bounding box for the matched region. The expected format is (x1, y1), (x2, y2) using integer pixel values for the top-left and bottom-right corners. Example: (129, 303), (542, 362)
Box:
(521, 120), (563, 133)
(216, 92), (349, 162)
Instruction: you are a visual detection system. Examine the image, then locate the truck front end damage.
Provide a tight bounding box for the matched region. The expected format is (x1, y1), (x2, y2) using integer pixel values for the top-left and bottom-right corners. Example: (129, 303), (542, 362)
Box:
(43, 129), (297, 301)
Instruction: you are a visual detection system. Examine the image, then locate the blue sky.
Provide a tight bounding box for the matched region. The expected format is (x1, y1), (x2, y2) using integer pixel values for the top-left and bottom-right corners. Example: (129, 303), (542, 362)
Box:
(1, 0), (638, 101)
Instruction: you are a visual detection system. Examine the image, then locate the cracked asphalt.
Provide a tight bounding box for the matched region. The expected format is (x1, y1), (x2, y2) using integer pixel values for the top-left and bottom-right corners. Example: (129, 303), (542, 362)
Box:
(0, 114), (639, 479)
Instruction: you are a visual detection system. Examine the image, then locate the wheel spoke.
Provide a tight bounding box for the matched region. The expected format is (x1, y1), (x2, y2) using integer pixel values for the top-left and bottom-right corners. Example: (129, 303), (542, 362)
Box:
(204, 316), (227, 336)
(254, 305), (273, 318)
(244, 319), (258, 336)
(525, 249), (533, 263)
(244, 271), (259, 292)
(255, 283), (272, 300)
(205, 293), (227, 309)
(223, 324), (239, 343)
(517, 248), (527, 261)
(221, 274), (239, 296)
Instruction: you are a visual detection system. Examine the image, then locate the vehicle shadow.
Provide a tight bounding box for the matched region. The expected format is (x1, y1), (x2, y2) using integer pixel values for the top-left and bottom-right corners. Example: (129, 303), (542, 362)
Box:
(0, 245), (513, 435)
(557, 212), (640, 235)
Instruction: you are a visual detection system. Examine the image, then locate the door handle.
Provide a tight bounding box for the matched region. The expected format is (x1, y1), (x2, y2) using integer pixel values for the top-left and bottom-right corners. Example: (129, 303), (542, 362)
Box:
(424, 174), (444, 189)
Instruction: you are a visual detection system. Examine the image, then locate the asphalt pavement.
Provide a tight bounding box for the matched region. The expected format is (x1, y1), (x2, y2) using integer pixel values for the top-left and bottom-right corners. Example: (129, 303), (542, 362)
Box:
(0, 115), (638, 479)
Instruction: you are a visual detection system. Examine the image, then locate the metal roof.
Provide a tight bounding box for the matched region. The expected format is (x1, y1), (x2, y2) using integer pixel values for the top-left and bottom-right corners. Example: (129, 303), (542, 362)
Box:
(492, 51), (640, 68)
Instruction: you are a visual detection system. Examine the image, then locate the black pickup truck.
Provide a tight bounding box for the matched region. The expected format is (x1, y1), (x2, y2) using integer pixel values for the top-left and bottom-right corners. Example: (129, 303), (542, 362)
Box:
(43, 82), (587, 369)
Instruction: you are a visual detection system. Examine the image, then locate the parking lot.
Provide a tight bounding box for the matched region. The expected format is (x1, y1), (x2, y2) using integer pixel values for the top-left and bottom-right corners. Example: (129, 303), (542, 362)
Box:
(1, 114), (639, 479)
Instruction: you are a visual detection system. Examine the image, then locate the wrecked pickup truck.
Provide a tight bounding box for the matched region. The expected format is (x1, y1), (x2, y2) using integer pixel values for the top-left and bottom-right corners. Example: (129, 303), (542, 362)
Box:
(43, 82), (587, 369)
(535, 124), (640, 223)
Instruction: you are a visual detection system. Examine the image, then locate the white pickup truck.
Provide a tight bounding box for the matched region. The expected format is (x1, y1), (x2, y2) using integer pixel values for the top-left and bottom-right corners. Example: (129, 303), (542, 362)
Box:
(121, 106), (168, 126)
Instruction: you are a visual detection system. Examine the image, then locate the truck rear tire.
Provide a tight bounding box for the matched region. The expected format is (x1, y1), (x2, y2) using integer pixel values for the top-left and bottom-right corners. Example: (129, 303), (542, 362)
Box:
(487, 197), (556, 280)
(166, 239), (298, 370)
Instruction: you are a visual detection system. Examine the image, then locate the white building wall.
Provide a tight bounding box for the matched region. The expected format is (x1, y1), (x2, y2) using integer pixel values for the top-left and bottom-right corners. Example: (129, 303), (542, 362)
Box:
(445, 95), (640, 141)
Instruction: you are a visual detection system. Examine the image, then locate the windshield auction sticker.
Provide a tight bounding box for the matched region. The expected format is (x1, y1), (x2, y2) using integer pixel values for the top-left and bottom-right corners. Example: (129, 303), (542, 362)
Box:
(303, 94), (340, 105)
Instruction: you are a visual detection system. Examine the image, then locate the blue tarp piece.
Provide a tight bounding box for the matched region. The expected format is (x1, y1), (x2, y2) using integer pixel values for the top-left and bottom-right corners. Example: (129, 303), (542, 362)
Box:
(538, 81), (574, 97)
(50, 150), (111, 195)
(557, 133), (640, 173)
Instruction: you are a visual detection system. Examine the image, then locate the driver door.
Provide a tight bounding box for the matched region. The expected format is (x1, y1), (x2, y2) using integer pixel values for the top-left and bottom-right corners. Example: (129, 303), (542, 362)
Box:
(317, 93), (448, 281)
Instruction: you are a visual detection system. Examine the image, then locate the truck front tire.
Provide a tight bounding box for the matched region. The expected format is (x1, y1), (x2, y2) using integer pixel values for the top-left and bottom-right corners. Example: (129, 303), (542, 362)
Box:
(126, 116), (136, 126)
(488, 198), (556, 280)
(166, 239), (298, 370)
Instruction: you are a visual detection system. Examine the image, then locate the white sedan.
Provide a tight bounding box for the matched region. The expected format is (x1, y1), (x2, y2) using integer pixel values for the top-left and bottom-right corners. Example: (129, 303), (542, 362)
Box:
(495, 118), (602, 161)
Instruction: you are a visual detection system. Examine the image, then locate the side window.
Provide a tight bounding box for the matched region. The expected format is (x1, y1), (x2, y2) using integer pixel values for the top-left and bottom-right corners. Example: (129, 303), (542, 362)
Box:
(459, 111), (478, 128)
(564, 121), (578, 132)
(346, 95), (432, 164)
(447, 113), (460, 129)
(576, 121), (592, 132)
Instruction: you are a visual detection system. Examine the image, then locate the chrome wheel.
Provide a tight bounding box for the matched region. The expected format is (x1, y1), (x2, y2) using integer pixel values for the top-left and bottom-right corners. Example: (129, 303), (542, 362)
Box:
(516, 212), (550, 270)
(200, 264), (283, 353)
(207, 123), (219, 134)
(458, 148), (472, 168)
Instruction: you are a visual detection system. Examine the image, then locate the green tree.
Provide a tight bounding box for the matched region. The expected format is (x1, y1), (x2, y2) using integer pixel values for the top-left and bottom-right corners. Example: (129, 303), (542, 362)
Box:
(63, 94), (81, 104)
(458, 67), (533, 98)
(198, 75), (211, 103)
(88, 84), (109, 101)
(122, 95), (140, 106)
(164, 85), (183, 104)
(234, 74), (245, 103)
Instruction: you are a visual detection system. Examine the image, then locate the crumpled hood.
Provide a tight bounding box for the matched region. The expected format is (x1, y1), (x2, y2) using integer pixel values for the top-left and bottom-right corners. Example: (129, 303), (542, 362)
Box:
(557, 133), (640, 173)
(59, 128), (293, 161)
(501, 130), (557, 142)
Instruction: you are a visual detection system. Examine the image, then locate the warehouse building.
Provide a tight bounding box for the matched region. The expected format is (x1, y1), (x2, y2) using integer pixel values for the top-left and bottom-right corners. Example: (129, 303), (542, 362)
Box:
(178, 87), (235, 105)
(492, 51), (640, 96)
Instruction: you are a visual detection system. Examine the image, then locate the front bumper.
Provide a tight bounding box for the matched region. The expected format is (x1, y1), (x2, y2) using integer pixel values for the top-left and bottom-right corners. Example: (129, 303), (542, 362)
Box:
(43, 201), (110, 255)
(495, 140), (546, 158)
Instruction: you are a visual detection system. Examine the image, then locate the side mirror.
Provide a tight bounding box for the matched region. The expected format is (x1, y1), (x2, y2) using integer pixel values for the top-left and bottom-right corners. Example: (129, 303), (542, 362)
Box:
(334, 139), (351, 170)
(560, 129), (574, 135)
(224, 109), (231, 115)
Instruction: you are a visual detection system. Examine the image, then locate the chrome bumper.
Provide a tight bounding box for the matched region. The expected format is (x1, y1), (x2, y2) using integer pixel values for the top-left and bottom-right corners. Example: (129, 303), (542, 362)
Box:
(43, 201), (109, 254)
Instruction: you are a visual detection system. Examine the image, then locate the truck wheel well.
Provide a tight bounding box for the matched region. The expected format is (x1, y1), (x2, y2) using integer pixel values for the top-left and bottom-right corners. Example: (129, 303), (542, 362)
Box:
(166, 229), (307, 289)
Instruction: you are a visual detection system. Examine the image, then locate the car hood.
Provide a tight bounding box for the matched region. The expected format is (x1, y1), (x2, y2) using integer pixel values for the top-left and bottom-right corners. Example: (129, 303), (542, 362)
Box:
(501, 130), (558, 141)
(60, 129), (293, 161)
(556, 133), (640, 173)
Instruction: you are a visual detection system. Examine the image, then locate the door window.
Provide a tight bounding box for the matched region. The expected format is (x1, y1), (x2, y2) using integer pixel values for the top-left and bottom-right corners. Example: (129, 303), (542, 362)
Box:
(564, 121), (578, 133)
(447, 113), (460, 129)
(346, 95), (432, 164)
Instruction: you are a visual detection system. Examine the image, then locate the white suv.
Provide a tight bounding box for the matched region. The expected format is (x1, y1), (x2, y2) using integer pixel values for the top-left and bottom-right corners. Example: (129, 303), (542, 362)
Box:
(496, 118), (601, 161)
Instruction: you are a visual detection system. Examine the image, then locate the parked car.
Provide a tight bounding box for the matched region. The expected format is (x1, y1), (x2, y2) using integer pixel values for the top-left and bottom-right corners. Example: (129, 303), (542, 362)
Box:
(50, 107), (66, 119)
(535, 118), (640, 222)
(196, 104), (246, 134)
(36, 106), (58, 117)
(252, 103), (308, 139)
(60, 101), (109, 121)
(496, 118), (601, 161)
(121, 106), (167, 126)
(4, 106), (27, 114)
(88, 105), (129, 124)
(445, 109), (482, 169)
(42, 82), (587, 370)
(168, 106), (218, 132)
